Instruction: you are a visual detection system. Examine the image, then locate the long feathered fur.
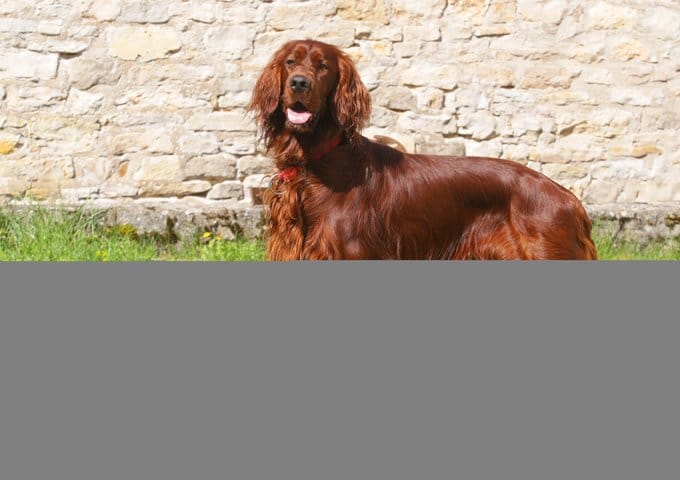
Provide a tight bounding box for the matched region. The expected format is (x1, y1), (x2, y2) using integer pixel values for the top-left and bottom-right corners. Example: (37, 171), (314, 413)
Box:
(248, 40), (597, 260)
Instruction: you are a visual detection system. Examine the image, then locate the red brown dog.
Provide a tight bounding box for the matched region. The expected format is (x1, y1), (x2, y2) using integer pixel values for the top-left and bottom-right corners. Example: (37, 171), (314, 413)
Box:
(249, 40), (597, 260)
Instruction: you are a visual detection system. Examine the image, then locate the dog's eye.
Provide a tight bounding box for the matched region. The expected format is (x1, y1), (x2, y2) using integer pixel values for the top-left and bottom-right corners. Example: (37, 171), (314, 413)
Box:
(319, 62), (329, 71)
(286, 58), (295, 67)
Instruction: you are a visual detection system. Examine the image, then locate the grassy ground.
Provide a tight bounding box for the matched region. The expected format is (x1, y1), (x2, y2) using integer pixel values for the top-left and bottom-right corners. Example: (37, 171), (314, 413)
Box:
(1, 207), (678, 261)
(0, 207), (265, 262)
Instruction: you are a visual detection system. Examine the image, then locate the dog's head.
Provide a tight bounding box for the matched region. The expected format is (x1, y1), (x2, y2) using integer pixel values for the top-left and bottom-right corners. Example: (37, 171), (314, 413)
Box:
(249, 40), (371, 147)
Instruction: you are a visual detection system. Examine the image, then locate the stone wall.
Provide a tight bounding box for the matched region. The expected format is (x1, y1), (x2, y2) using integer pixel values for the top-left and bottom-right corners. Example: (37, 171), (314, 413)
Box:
(1, 1), (679, 237)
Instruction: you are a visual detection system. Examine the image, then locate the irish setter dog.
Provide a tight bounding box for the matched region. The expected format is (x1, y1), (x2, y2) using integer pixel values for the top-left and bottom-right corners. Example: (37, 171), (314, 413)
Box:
(249, 40), (597, 260)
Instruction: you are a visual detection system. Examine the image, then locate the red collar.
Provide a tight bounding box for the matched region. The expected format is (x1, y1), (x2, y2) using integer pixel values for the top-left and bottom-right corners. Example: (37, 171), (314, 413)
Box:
(279, 135), (342, 183)
(310, 135), (343, 162)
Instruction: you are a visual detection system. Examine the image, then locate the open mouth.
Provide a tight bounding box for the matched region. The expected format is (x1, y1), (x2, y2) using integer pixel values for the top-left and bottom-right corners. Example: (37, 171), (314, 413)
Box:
(286, 102), (314, 125)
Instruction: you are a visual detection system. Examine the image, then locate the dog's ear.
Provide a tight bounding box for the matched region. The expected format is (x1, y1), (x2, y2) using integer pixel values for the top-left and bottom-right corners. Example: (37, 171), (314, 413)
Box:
(333, 50), (372, 141)
(248, 45), (289, 128)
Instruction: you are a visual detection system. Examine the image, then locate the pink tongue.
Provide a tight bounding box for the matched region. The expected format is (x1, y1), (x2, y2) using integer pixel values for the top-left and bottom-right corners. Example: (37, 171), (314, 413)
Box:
(287, 108), (312, 125)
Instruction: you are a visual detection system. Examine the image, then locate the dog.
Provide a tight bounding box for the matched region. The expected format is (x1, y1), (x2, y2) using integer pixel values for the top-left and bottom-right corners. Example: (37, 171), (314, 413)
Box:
(248, 39), (597, 260)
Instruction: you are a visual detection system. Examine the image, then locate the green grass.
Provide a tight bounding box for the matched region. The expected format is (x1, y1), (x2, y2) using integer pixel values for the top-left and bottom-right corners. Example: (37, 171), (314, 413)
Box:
(1, 207), (679, 261)
(593, 226), (680, 261)
(0, 207), (265, 262)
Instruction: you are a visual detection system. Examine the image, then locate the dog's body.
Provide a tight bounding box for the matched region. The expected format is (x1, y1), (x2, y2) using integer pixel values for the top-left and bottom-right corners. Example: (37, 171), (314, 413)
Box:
(249, 40), (597, 260)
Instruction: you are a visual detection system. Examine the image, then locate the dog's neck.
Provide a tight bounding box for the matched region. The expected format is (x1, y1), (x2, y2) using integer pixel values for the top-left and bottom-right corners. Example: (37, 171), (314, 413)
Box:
(272, 126), (345, 169)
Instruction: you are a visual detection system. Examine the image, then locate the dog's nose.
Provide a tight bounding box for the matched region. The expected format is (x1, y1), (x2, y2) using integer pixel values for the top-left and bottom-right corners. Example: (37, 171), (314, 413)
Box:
(290, 75), (311, 93)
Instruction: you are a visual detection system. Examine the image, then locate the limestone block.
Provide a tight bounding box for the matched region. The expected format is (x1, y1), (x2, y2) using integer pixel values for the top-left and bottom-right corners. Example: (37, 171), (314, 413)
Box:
(187, 1), (216, 24)
(120, 1), (174, 24)
(109, 127), (175, 155)
(583, 179), (622, 204)
(218, 2), (266, 25)
(356, 25), (403, 41)
(517, 0), (566, 25)
(139, 180), (212, 197)
(581, 67), (613, 85)
(400, 64), (457, 90)
(0, 51), (59, 80)
(337, 0), (390, 24)
(131, 156), (183, 183)
(0, 1), (32, 14)
(372, 86), (416, 112)
(457, 112), (496, 140)
(107, 25), (182, 61)
(503, 143), (531, 162)
(0, 19), (38, 33)
(8, 86), (65, 110)
(207, 181), (243, 200)
(510, 114), (544, 136)
(613, 39), (650, 62)
(65, 89), (105, 116)
(610, 87), (665, 107)
(393, 0), (446, 21)
(414, 88), (444, 110)
(0, 176), (25, 197)
(398, 111), (454, 135)
(237, 155), (275, 180)
(204, 25), (255, 59)
(464, 139), (503, 158)
(184, 154), (237, 180)
(584, 1), (637, 30)
(222, 137), (257, 156)
(370, 107), (399, 128)
(86, 0), (121, 21)
(64, 57), (122, 90)
(178, 132), (221, 156)
(403, 26), (441, 42)
(32, 39), (90, 54)
(269, 3), (336, 31)
(642, 7), (680, 41)
(188, 111), (256, 132)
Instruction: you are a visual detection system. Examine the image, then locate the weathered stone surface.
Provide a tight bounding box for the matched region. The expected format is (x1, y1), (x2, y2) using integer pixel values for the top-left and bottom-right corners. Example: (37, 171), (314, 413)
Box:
(131, 156), (183, 183)
(372, 86), (416, 111)
(0, 51), (59, 79)
(398, 112), (454, 135)
(184, 154), (237, 180)
(64, 57), (122, 90)
(401, 64), (457, 90)
(517, 0), (566, 25)
(139, 180), (212, 197)
(458, 112), (496, 140)
(207, 181), (243, 200)
(204, 26), (255, 59)
(610, 87), (665, 107)
(107, 26), (181, 61)
(109, 127), (175, 155)
(178, 132), (221, 156)
(0, 1), (32, 15)
(120, 1), (174, 24)
(188, 1), (216, 24)
(65, 89), (105, 115)
(188, 111), (256, 132)
(86, 0), (121, 21)
(464, 139), (503, 158)
(337, 0), (390, 24)
(642, 7), (680, 41)
(237, 156), (275, 180)
(0, 134), (20, 155)
(584, 1), (637, 30)
(393, 0), (446, 21)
